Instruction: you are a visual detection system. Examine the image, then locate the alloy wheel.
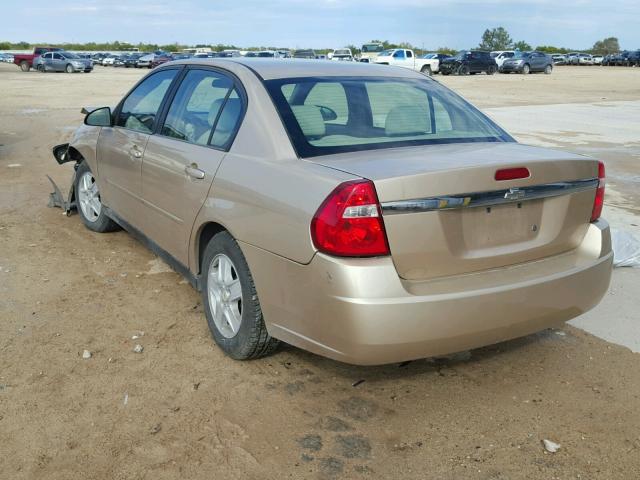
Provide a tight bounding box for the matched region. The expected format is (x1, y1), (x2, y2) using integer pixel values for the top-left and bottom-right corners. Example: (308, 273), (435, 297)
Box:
(77, 171), (102, 222)
(208, 254), (243, 339)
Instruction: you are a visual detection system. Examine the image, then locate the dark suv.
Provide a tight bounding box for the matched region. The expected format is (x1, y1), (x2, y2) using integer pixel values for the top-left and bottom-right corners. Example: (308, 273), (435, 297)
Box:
(500, 51), (553, 74)
(439, 51), (497, 75)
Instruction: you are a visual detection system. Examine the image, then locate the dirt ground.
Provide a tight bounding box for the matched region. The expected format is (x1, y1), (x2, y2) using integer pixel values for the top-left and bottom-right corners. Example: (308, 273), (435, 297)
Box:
(1, 63), (639, 479)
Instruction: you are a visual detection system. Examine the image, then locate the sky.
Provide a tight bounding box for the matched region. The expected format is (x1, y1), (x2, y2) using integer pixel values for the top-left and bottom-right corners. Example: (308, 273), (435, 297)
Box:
(3, 0), (638, 50)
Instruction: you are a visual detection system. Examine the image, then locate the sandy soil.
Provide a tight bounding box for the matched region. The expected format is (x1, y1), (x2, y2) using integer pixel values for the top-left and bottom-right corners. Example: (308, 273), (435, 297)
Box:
(1, 63), (639, 479)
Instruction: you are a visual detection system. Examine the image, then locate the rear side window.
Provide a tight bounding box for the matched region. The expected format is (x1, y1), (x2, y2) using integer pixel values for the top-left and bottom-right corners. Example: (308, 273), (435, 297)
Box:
(116, 69), (178, 134)
(161, 69), (243, 149)
(266, 76), (512, 157)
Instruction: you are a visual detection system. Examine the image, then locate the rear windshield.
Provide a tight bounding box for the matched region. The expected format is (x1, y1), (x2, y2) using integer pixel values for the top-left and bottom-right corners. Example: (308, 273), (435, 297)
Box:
(265, 76), (512, 158)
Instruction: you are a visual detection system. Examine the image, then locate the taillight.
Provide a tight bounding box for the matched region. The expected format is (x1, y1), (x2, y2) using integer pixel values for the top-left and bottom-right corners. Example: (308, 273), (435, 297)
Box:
(590, 161), (605, 222)
(494, 167), (530, 181)
(311, 180), (390, 257)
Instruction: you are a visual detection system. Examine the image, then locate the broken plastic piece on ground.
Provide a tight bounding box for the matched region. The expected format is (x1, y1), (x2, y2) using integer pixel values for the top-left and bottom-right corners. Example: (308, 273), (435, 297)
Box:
(611, 228), (640, 267)
(542, 439), (561, 453)
(47, 175), (77, 214)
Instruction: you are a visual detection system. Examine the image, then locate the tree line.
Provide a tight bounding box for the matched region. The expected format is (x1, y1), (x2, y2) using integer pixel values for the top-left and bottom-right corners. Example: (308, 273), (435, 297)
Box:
(0, 31), (625, 55)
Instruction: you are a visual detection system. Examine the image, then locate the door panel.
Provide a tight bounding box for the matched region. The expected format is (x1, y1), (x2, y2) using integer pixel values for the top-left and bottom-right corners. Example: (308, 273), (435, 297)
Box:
(140, 68), (242, 264)
(97, 68), (180, 228)
(141, 137), (224, 264)
(97, 127), (150, 224)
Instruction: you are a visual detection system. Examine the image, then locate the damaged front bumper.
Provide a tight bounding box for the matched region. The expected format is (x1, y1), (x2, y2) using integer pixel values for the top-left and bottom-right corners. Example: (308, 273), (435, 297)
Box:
(47, 143), (78, 214)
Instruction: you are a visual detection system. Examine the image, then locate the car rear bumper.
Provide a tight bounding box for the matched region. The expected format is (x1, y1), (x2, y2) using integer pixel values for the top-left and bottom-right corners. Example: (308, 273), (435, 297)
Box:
(242, 220), (612, 365)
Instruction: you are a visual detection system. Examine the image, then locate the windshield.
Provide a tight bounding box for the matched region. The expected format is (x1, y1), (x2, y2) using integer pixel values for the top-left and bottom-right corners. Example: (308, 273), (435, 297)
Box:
(421, 53), (436, 59)
(512, 52), (531, 59)
(334, 50), (350, 56)
(62, 52), (80, 59)
(266, 76), (512, 158)
(362, 44), (383, 53)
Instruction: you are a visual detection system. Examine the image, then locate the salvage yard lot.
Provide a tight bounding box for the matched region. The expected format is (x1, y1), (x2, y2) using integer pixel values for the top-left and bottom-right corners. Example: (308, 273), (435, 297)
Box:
(1, 63), (639, 479)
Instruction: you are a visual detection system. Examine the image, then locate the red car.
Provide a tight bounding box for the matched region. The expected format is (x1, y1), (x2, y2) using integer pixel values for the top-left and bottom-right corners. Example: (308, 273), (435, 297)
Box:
(13, 46), (63, 71)
(151, 54), (173, 68)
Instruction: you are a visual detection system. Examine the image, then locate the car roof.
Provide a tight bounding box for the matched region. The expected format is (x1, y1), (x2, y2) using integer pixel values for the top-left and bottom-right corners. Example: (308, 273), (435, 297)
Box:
(174, 58), (426, 80)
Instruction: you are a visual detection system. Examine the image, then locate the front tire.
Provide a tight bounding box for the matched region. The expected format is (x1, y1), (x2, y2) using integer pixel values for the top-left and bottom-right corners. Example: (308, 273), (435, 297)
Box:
(457, 64), (470, 75)
(75, 161), (120, 233)
(488, 65), (497, 75)
(20, 61), (30, 72)
(522, 63), (530, 75)
(65, 64), (74, 73)
(202, 232), (279, 360)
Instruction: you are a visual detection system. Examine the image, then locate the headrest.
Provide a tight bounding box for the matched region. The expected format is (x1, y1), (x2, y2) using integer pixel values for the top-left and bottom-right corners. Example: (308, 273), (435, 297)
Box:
(385, 106), (430, 136)
(291, 105), (325, 138)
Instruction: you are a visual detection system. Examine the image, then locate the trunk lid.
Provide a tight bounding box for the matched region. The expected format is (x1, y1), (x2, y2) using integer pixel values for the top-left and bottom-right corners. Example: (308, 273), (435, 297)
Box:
(309, 142), (599, 280)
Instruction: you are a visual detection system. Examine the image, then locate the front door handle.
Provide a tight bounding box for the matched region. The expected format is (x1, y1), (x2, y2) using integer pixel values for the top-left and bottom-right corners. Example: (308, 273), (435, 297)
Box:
(129, 145), (143, 159)
(185, 164), (205, 180)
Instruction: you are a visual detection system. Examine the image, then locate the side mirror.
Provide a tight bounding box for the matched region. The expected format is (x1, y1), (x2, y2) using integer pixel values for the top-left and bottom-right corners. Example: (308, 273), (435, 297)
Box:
(84, 107), (113, 127)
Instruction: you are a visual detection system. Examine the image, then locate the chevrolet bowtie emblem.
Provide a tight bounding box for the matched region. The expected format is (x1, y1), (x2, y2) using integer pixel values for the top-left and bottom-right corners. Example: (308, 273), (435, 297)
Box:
(504, 188), (526, 200)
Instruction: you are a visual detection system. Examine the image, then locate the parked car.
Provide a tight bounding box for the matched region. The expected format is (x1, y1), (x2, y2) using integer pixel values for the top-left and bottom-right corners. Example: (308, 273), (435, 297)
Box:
(374, 48), (439, 75)
(439, 50), (498, 75)
(490, 50), (516, 68)
(331, 49), (354, 61)
(0, 52), (14, 63)
(578, 54), (594, 65)
(256, 51), (277, 58)
(123, 53), (144, 67)
(50, 59), (612, 365)
(359, 42), (384, 63)
(293, 49), (316, 59)
(34, 51), (93, 73)
(102, 54), (118, 66)
(551, 54), (567, 65)
(592, 55), (604, 65)
(419, 53), (451, 73)
(113, 55), (128, 67)
(151, 54), (173, 68)
(565, 52), (580, 65)
(500, 51), (553, 74)
(624, 50), (640, 66)
(136, 54), (155, 68)
(12, 46), (63, 71)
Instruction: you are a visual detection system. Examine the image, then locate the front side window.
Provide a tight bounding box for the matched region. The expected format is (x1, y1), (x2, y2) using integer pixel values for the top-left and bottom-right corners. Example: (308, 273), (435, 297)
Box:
(53, 53), (63, 60)
(161, 69), (243, 149)
(393, 50), (405, 59)
(116, 69), (178, 133)
(266, 76), (512, 157)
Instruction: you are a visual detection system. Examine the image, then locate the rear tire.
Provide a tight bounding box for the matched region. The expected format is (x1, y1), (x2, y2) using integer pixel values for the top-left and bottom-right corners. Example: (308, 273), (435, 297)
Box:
(544, 64), (553, 74)
(488, 65), (497, 75)
(74, 161), (120, 233)
(20, 61), (30, 72)
(202, 231), (279, 360)
(420, 65), (432, 76)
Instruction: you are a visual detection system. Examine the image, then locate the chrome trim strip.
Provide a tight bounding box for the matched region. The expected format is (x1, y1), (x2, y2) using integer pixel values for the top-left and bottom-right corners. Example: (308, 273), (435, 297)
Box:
(380, 178), (598, 215)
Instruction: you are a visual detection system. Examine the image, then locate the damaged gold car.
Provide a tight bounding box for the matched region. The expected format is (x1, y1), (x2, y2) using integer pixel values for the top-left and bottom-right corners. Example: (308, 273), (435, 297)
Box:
(50, 59), (612, 365)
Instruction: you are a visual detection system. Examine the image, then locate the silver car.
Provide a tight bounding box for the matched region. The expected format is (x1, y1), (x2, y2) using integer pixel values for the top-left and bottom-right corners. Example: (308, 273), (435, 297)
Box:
(35, 51), (93, 73)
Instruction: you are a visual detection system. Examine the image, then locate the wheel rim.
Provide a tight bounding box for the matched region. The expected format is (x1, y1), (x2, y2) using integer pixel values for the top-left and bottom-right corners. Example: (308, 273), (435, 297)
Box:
(207, 254), (243, 339)
(77, 171), (101, 222)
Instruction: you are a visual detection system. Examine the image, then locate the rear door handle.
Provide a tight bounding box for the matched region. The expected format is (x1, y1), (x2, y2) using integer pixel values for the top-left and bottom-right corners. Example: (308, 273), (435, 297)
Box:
(185, 164), (205, 180)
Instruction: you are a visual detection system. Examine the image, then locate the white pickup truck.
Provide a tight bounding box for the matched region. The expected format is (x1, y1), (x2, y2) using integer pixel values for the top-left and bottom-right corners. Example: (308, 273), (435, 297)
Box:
(374, 49), (439, 74)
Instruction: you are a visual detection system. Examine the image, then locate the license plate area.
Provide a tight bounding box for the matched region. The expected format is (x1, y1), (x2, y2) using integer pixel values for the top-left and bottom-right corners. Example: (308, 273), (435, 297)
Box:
(443, 199), (543, 251)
